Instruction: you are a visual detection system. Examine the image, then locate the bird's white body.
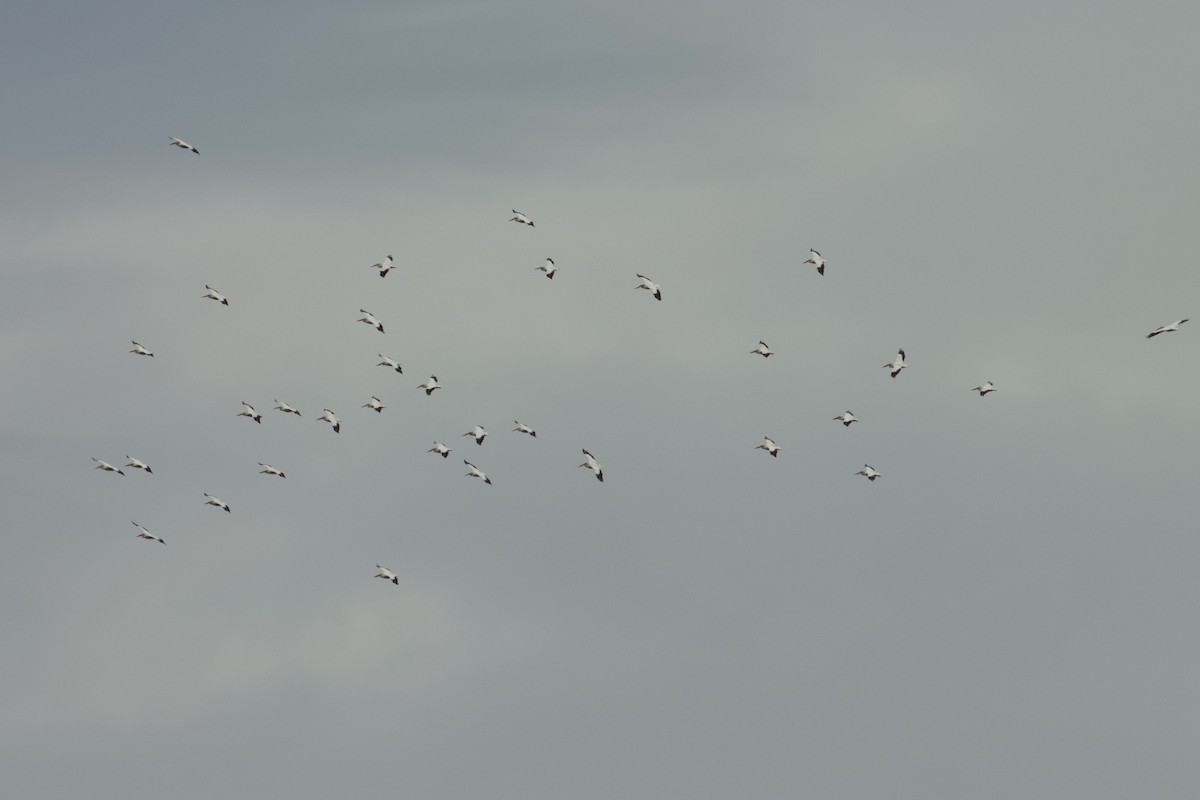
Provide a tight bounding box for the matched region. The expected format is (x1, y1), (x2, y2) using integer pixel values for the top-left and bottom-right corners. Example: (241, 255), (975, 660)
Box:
(755, 437), (780, 457)
(428, 441), (451, 458)
(884, 349), (907, 378)
(464, 425), (488, 445)
(751, 341), (773, 357)
(804, 249), (826, 276)
(579, 449), (604, 482)
(274, 399), (301, 416)
(535, 258), (557, 279)
(833, 411), (858, 427)
(512, 421), (537, 437)
(464, 460), (492, 485)
(258, 462), (286, 478)
(318, 409), (341, 433)
(855, 465), (882, 481)
(374, 564), (399, 585)
(1147, 319), (1189, 338)
(204, 493), (231, 512)
(130, 340), (154, 357)
(125, 456), (153, 473)
(202, 285), (229, 305)
(169, 137), (199, 154)
(357, 309), (384, 333)
(133, 521), (165, 544)
(377, 355), (402, 373)
(972, 381), (996, 396)
(237, 402), (262, 424)
(419, 376), (441, 395)
(93, 458), (125, 476)
(510, 210), (534, 226)
(636, 274), (663, 301)
(370, 255), (394, 278)
(363, 395), (385, 413)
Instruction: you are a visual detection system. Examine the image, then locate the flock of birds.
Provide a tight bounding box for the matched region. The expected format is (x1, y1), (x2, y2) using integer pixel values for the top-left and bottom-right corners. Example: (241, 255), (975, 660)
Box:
(91, 136), (1193, 583)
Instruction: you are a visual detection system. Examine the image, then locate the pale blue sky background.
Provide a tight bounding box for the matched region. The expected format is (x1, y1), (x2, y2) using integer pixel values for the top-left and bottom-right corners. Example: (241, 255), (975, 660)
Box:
(3, 1), (1200, 798)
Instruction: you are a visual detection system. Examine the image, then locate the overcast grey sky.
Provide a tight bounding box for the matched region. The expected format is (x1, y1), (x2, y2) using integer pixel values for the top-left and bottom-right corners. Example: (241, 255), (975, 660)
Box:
(4, 1), (1200, 797)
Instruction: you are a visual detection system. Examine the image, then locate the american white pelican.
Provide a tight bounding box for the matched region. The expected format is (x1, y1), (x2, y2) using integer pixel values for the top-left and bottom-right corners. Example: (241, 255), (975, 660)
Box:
(751, 341), (773, 357)
(855, 464), (882, 482)
(579, 449), (603, 482)
(274, 399), (301, 416)
(374, 564), (399, 585)
(203, 493), (231, 512)
(463, 425), (488, 445)
(132, 521), (165, 544)
(169, 137), (199, 154)
(357, 309), (385, 333)
(755, 437), (780, 457)
(1147, 319), (1189, 338)
(972, 381), (996, 396)
(512, 421), (537, 437)
(124, 456), (153, 474)
(237, 402), (262, 424)
(363, 395), (385, 413)
(370, 255), (394, 278)
(833, 411), (858, 427)
(428, 441), (451, 458)
(636, 274), (662, 301)
(93, 458), (125, 476)
(377, 354), (402, 373)
(535, 258), (557, 279)
(464, 460), (492, 485)
(419, 376), (441, 395)
(202, 285), (229, 305)
(130, 340), (154, 357)
(883, 349), (907, 378)
(258, 462), (286, 478)
(317, 408), (341, 433)
(510, 210), (534, 227)
(804, 249), (826, 276)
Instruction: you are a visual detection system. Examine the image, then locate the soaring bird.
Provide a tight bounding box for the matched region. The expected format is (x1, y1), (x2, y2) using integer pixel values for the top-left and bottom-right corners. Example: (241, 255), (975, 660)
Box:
(317, 409), (341, 433)
(635, 274), (663, 301)
(92, 458), (125, 476)
(125, 456), (153, 474)
(883, 349), (907, 378)
(132, 521), (165, 544)
(855, 464), (882, 482)
(972, 381), (997, 396)
(363, 395), (385, 413)
(463, 425), (488, 445)
(510, 209), (534, 226)
(357, 309), (385, 334)
(755, 437), (780, 457)
(258, 462), (286, 478)
(464, 460), (492, 485)
(535, 258), (557, 279)
(169, 137), (199, 154)
(418, 376), (441, 396)
(237, 402), (263, 424)
(833, 411), (858, 427)
(377, 354), (402, 374)
(203, 493), (231, 512)
(130, 340), (154, 357)
(369, 255), (394, 278)
(374, 565), (400, 585)
(751, 341), (773, 357)
(428, 441), (451, 459)
(274, 399), (301, 416)
(1147, 319), (1188, 338)
(512, 421), (537, 437)
(202, 285), (229, 305)
(804, 249), (826, 276)
(579, 449), (604, 482)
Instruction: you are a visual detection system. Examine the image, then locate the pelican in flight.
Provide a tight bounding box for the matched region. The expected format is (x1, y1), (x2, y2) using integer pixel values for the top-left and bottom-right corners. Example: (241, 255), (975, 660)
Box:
(369, 255), (394, 278)
(751, 341), (773, 357)
(130, 340), (154, 357)
(510, 209), (534, 227)
(357, 309), (385, 333)
(755, 437), (780, 457)
(124, 456), (153, 474)
(464, 460), (492, 485)
(92, 458), (125, 476)
(833, 411), (858, 427)
(258, 462), (286, 478)
(202, 285), (229, 305)
(463, 425), (488, 445)
(317, 408), (341, 433)
(274, 399), (301, 416)
(971, 381), (997, 396)
(535, 258), (557, 279)
(237, 402), (262, 424)
(418, 376), (441, 396)
(169, 137), (199, 154)
(1147, 319), (1188, 338)
(428, 441), (451, 459)
(883, 349), (907, 378)
(579, 449), (604, 482)
(203, 493), (231, 512)
(363, 395), (385, 413)
(855, 464), (882, 482)
(636, 274), (663, 301)
(377, 354), (402, 373)
(512, 421), (537, 437)
(374, 564), (400, 585)
(804, 249), (826, 275)
(132, 521), (165, 544)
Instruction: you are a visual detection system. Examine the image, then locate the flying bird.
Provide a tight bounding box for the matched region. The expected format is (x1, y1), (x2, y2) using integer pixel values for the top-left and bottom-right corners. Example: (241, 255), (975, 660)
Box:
(804, 249), (826, 276)
(317, 408), (341, 433)
(883, 349), (907, 378)
(972, 381), (997, 396)
(258, 462), (286, 478)
(132, 521), (165, 545)
(751, 341), (773, 357)
(855, 464), (882, 482)
(512, 421), (537, 437)
(202, 285), (229, 305)
(357, 309), (385, 333)
(510, 209), (534, 226)
(428, 441), (451, 459)
(418, 376), (441, 396)
(755, 437), (780, 457)
(464, 460), (492, 485)
(1147, 319), (1189, 338)
(369, 255), (394, 278)
(203, 493), (231, 512)
(92, 458), (125, 476)
(833, 411), (858, 427)
(636, 274), (663, 301)
(463, 425), (488, 445)
(363, 395), (385, 413)
(237, 402), (262, 424)
(124, 456), (153, 474)
(374, 565), (400, 585)
(274, 399), (301, 416)
(535, 258), (557, 279)
(129, 340), (154, 357)
(169, 137), (199, 154)
(579, 449), (604, 482)
(377, 354), (402, 374)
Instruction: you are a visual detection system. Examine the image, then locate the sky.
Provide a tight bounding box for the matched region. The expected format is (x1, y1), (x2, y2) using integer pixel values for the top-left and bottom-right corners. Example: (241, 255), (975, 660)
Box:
(4, 1), (1200, 797)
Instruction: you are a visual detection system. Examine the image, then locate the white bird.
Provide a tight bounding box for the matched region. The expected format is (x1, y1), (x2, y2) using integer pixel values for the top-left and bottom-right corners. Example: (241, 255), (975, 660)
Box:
(369, 255), (394, 278)
(374, 564), (399, 585)
(428, 441), (451, 459)
(535, 258), (557, 279)
(418, 376), (441, 396)
(129, 340), (154, 357)
(124, 456), (153, 474)
(169, 136), (199, 154)
(579, 449), (604, 482)
(237, 402), (263, 424)
(132, 521), (165, 545)
(751, 340), (773, 357)
(93, 458), (125, 476)
(635, 273), (663, 301)
(357, 309), (385, 333)
(972, 381), (997, 396)
(464, 460), (492, 485)
(377, 354), (402, 374)
(1147, 319), (1189, 338)
(512, 421), (537, 437)
(833, 411), (858, 427)
(755, 437), (780, 458)
(258, 462), (286, 478)
(855, 464), (882, 482)
(804, 249), (826, 276)
(463, 425), (488, 445)
(202, 284), (229, 305)
(510, 209), (534, 226)
(274, 399), (301, 416)
(363, 395), (385, 413)
(317, 408), (341, 433)
(203, 492), (231, 512)
(883, 349), (907, 378)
